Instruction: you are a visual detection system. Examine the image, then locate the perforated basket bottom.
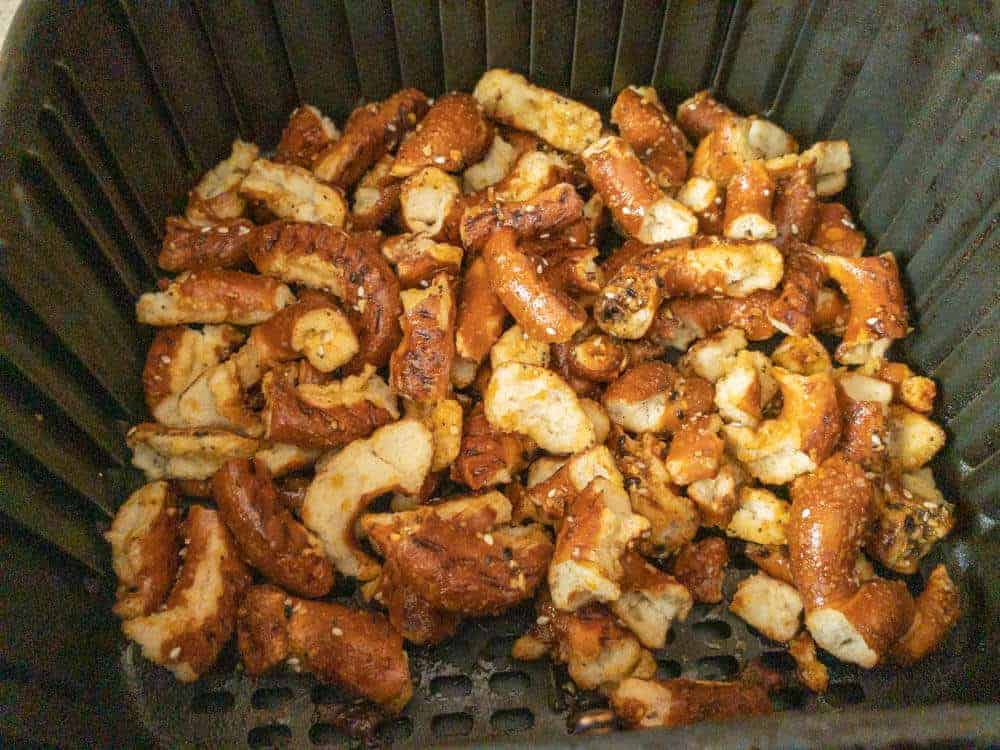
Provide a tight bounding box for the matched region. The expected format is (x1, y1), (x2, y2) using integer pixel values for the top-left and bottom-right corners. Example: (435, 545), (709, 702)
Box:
(120, 550), (930, 749)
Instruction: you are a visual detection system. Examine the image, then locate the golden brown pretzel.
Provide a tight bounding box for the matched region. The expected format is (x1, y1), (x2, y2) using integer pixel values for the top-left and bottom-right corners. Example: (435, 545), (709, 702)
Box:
(392, 92), (493, 177)
(350, 154), (402, 231)
(213, 458), (334, 597)
(483, 228), (586, 343)
(158, 216), (257, 272)
(122, 506), (251, 682)
(451, 402), (531, 489)
(723, 159), (777, 240)
(811, 202), (866, 257)
(262, 363), (396, 450)
(611, 676), (772, 729)
(672, 537), (729, 603)
(611, 86), (691, 190)
(136, 270), (295, 327)
(582, 135), (697, 244)
(106, 481), (181, 619)
(460, 182), (584, 251)
(390, 272), (456, 402)
(313, 88), (429, 188)
(381, 233), (462, 289)
(273, 104), (340, 168)
(768, 240), (828, 336)
(248, 221), (402, 370)
(676, 90), (736, 141)
(773, 162), (818, 242)
(237, 584), (413, 713)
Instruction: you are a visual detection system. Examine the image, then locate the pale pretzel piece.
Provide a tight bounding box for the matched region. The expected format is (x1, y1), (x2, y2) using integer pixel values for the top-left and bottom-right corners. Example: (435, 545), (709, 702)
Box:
(106, 481), (181, 619)
(239, 158), (347, 226)
(248, 221), (402, 369)
(350, 154), (402, 231)
(799, 140), (851, 197)
(122, 506), (251, 682)
(399, 166), (462, 237)
(213, 458), (334, 597)
(603, 361), (715, 435)
(724, 367), (842, 485)
(254, 442), (321, 478)
(611, 86), (691, 190)
(714, 349), (779, 427)
(237, 585), (413, 713)
(492, 150), (574, 202)
(175, 357), (262, 437)
(611, 550), (693, 649)
(811, 202), (866, 257)
(676, 90), (736, 141)
(473, 68), (602, 154)
(463, 133), (518, 193)
(886, 404), (946, 472)
(611, 676), (772, 729)
(723, 160), (777, 240)
(262, 363), (397, 450)
(273, 104), (340, 169)
(313, 88), (429, 188)
(513, 594), (656, 693)
(483, 228), (586, 343)
(136, 270), (295, 327)
(789, 454), (916, 667)
(613, 430), (699, 558)
(392, 92), (493, 177)
(676, 176), (725, 235)
(404, 398), (463, 472)
(486, 362), (596, 454)
(747, 116), (798, 159)
(185, 139), (258, 224)
(490, 324), (550, 370)
(824, 253), (908, 365)
(595, 236), (783, 340)
(516, 445), (623, 525)
(582, 135), (697, 244)
(381, 232), (463, 289)
(730, 572), (803, 643)
(301, 419), (433, 580)
(725, 486), (790, 545)
(548, 478), (651, 611)
(390, 273), (456, 402)
(679, 326), (749, 383)
(891, 564), (961, 665)
(143, 325), (245, 427)
(687, 458), (746, 528)
(158, 217), (257, 272)
(461, 183), (585, 251)
(126, 423), (259, 481)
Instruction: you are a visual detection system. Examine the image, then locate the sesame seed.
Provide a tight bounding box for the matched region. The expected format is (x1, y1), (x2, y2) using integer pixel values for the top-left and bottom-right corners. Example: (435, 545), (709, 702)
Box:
(217, 226), (229, 234)
(169, 647), (181, 660)
(802, 508), (811, 518)
(237, 225), (250, 235)
(545, 327), (556, 336)
(483, 533), (494, 546)
(433, 156), (447, 165)
(536, 615), (551, 626)
(201, 226), (211, 233)
(331, 626), (343, 636)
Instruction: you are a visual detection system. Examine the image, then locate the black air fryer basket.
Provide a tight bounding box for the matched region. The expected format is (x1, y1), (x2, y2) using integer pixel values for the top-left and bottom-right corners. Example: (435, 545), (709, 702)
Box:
(0, 1), (997, 747)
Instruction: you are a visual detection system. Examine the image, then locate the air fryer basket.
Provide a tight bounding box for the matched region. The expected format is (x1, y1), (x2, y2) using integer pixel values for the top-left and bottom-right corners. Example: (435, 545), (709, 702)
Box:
(0, 1), (996, 747)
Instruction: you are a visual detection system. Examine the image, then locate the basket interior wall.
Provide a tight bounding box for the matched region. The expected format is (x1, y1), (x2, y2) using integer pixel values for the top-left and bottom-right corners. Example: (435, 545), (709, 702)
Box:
(0, 0), (996, 747)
